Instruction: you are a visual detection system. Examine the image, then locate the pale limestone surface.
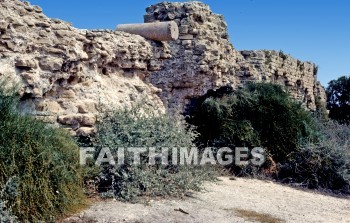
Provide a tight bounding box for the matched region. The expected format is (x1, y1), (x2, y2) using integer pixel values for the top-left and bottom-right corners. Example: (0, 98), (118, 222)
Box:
(0, 0), (165, 135)
(146, 2), (326, 111)
(0, 0), (327, 135)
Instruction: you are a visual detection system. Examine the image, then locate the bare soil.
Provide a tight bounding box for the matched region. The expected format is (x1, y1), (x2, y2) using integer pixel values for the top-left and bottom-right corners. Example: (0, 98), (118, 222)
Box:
(63, 177), (350, 223)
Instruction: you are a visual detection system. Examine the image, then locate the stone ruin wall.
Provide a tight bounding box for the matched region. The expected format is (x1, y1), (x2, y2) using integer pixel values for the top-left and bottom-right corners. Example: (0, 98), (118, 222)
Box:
(240, 50), (326, 110)
(146, 2), (245, 111)
(0, 0), (167, 136)
(0, 0), (327, 135)
(145, 2), (326, 111)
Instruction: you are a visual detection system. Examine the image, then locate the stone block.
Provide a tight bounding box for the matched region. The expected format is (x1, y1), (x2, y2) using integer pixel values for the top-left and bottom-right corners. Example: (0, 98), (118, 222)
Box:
(15, 58), (37, 69)
(60, 89), (76, 99)
(58, 114), (81, 125)
(81, 115), (96, 126)
(78, 100), (97, 114)
(33, 5), (43, 13)
(35, 21), (50, 28)
(0, 20), (8, 31)
(76, 127), (95, 136)
(179, 25), (188, 34)
(167, 12), (176, 20)
(39, 57), (63, 71)
(179, 34), (194, 40)
(36, 100), (62, 113)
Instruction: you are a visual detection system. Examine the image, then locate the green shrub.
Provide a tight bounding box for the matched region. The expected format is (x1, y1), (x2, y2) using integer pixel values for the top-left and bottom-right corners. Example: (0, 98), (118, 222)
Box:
(84, 106), (217, 202)
(279, 118), (350, 193)
(188, 83), (317, 163)
(188, 83), (350, 193)
(0, 86), (85, 222)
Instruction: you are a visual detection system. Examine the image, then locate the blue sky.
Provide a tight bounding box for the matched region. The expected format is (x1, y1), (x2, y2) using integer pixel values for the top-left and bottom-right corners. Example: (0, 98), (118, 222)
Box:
(29, 0), (350, 87)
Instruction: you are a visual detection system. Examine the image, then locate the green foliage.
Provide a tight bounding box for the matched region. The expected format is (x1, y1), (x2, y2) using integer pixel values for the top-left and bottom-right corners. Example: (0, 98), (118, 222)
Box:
(326, 75), (350, 124)
(85, 106), (217, 201)
(188, 83), (317, 163)
(279, 117), (350, 193)
(98, 107), (196, 148)
(188, 83), (350, 193)
(0, 85), (85, 222)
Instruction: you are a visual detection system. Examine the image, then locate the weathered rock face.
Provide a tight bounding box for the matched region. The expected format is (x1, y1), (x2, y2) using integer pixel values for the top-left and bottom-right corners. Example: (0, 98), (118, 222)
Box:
(0, 0), (326, 135)
(145, 2), (246, 111)
(240, 50), (326, 110)
(0, 0), (165, 135)
(145, 2), (326, 111)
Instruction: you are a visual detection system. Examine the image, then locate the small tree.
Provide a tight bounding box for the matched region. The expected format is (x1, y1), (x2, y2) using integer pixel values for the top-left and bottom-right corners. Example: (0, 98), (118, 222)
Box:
(326, 75), (350, 124)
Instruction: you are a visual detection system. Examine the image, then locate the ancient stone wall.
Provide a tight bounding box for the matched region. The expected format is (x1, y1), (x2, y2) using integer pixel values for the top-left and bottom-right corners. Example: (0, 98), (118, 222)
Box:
(145, 2), (326, 111)
(240, 50), (326, 110)
(0, 0), (327, 135)
(0, 0), (165, 136)
(145, 2), (246, 111)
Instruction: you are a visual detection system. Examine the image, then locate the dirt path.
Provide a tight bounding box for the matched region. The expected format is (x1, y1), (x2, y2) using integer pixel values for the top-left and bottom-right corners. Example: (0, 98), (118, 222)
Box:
(63, 177), (350, 223)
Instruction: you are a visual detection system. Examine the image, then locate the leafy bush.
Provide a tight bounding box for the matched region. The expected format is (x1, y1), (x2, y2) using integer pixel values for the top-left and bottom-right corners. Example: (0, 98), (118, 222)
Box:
(84, 106), (217, 201)
(278, 117), (350, 193)
(187, 83), (317, 163)
(188, 82), (350, 193)
(0, 85), (85, 222)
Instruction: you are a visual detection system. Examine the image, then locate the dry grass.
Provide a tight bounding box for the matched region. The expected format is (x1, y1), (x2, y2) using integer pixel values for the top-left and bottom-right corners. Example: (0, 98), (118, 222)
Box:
(229, 208), (285, 223)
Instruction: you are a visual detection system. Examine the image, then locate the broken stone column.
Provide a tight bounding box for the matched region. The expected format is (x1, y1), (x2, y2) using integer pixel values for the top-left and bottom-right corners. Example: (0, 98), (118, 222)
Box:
(116, 21), (179, 41)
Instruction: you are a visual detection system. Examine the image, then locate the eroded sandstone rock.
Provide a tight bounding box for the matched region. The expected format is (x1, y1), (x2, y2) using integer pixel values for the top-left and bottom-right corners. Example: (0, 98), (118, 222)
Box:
(145, 2), (326, 111)
(0, 0), (326, 136)
(0, 0), (165, 136)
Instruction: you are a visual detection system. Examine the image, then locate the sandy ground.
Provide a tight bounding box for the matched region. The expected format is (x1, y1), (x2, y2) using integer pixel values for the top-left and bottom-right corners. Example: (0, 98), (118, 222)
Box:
(63, 177), (350, 223)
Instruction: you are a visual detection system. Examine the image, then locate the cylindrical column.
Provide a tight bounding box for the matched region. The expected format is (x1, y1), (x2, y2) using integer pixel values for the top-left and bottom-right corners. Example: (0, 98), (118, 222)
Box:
(116, 21), (179, 41)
